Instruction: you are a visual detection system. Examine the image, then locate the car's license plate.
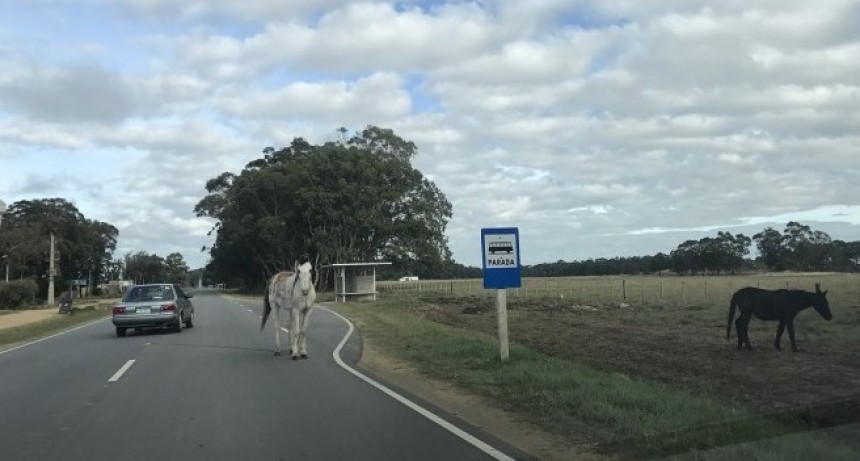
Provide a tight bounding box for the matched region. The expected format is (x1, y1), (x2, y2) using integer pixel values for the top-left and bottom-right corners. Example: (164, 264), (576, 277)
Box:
(136, 307), (151, 314)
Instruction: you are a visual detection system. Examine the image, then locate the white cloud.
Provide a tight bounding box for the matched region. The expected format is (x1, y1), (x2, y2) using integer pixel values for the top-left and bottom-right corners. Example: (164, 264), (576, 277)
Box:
(2, 0), (859, 269)
(214, 72), (411, 121)
(0, 64), (136, 124)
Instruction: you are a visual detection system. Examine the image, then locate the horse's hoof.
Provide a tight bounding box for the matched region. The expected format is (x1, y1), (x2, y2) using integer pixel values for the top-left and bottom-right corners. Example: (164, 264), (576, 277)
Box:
(291, 355), (299, 360)
(274, 351), (281, 356)
(300, 354), (308, 359)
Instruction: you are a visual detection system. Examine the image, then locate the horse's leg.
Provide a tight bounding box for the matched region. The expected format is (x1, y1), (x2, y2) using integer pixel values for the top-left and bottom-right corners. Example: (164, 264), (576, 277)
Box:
(299, 308), (311, 358)
(290, 307), (300, 360)
(740, 314), (754, 351)
(787, 321), (799, 352)
(282, 303), (291, 355)
(272, 305), (282, 356)
(735, 317), (745, 350)
(774, 320), (786, 351)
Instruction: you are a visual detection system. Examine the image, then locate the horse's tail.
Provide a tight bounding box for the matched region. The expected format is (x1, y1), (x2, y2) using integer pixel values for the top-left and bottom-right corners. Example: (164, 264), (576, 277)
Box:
(261, 284), (272, 331)
(726, 293), (738, 340)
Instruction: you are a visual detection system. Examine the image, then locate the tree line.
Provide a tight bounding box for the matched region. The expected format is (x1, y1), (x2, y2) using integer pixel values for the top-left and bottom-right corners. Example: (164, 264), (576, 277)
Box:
(0, 198), (193, 304)
(524, 222), (860, 278)
(117, 251), (192, 286)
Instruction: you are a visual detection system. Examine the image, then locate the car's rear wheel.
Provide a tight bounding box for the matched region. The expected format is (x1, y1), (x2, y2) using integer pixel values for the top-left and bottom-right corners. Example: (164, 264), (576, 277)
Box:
(173, 314), (183, 333)
(184, 311), (194, 328)
(116, 327), (127, 337)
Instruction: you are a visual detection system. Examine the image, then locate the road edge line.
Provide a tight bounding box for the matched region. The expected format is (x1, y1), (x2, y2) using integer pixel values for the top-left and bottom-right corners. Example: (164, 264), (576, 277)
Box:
(319, 305), (517, 461)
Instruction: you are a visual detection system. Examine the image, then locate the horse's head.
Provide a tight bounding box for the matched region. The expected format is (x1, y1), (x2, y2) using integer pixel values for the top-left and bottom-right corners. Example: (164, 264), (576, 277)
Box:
(295, 261), (313, 297)
(814, 283), (833, 320)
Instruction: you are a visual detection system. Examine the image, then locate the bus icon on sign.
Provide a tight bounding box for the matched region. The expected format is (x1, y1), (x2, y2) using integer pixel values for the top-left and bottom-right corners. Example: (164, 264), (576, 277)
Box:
(488, 241), (514, 254)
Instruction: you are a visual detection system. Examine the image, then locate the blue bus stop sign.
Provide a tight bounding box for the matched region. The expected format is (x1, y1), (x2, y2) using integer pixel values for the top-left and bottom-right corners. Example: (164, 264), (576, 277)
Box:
(481, 227), (521, 289)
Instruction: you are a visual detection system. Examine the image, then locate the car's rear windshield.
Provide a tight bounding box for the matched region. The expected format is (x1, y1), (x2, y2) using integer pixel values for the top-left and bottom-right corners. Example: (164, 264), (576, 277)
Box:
(122, 285), (175, 302)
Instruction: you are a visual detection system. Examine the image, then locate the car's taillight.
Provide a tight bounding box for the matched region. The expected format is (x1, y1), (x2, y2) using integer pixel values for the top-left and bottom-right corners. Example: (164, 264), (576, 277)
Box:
(161, 303), (176, 311)
(112, 307), (125, 314)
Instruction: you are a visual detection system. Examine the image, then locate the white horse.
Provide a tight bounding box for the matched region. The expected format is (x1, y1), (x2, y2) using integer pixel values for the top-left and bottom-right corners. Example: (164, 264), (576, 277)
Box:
(261, 261), (317, 359)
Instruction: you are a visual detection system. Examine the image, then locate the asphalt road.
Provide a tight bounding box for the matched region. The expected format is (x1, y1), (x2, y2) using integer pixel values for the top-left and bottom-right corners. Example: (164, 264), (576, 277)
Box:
(0, 290), (526, 461)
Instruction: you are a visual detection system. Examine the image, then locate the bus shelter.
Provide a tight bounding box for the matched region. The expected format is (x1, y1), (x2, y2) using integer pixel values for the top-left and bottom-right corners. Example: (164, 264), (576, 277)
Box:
(323, 262), (391, 302)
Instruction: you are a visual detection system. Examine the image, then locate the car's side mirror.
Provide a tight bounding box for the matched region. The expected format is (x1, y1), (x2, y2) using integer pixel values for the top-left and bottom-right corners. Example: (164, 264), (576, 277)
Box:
(186, 293), (194, 299)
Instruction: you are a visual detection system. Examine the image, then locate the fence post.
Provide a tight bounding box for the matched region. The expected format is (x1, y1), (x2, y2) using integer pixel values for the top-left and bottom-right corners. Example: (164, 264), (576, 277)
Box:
(622, 279), (627, 302)
(681, 281), (686, 304)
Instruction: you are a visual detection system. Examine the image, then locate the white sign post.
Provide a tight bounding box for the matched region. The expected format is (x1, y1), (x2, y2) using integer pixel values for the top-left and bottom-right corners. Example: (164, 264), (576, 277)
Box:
(496, 288), (509, 361)
(481, 228), (521, 363)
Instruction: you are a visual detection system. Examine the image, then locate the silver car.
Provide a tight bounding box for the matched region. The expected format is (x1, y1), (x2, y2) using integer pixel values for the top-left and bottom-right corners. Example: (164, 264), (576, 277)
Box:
(112, 283), (194, 337)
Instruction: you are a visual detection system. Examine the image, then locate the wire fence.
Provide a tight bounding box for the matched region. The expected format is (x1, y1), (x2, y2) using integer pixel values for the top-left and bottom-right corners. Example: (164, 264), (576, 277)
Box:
(378, 273), (860, 310)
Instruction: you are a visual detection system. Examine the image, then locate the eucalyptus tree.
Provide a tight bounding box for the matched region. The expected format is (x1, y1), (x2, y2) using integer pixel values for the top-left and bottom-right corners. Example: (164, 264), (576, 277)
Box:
(196, 126), (453, 288)
(124, 251), (166, 284)
(754, 222), (835, 271)
(0, 198), (117, 293)
(781, 221), (832, 271)
(753, 227), (785, 270)
(164, 252), (190, 284)
(670, 231), (751, 274)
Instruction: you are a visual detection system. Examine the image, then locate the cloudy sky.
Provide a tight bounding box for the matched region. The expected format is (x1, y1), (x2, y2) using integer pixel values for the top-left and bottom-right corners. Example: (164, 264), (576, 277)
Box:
(1, 0), (859, 270)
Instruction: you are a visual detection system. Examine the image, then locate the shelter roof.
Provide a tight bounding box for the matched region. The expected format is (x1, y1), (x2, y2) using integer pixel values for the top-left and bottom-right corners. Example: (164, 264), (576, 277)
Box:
(321, 262), (392, 268)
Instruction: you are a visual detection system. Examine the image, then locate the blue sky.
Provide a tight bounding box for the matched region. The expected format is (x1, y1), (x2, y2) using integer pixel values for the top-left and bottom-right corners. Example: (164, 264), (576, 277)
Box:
(1, 0), (859, 271)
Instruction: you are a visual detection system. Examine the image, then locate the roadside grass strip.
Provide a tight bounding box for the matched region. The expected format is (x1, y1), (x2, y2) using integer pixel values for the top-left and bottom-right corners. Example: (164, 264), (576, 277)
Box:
(329, 296), (860, 460)
(0, 301), (115, 349)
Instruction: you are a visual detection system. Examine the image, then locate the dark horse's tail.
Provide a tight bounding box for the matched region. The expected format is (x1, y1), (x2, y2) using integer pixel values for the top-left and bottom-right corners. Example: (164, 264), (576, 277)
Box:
(261, 284), (272, 331)
(726, 293), (738, 340)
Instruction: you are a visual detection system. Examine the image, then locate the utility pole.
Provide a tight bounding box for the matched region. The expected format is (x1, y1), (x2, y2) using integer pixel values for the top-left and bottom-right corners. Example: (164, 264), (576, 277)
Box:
(0, 199), (6, 282)
(2, 244), (21, 283)
(48, 232), (55, 306)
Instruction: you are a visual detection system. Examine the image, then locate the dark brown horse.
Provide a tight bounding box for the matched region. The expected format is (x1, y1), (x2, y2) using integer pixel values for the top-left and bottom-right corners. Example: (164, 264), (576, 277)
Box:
(726, 283), (832, 352)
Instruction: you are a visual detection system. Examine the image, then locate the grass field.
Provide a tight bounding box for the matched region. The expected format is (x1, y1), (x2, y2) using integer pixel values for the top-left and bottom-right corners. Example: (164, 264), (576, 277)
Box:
(336, 273), (860, 459)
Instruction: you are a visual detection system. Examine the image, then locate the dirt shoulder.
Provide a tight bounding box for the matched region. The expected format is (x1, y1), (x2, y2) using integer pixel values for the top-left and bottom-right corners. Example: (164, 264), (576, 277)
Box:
(0, 309), (58, 330)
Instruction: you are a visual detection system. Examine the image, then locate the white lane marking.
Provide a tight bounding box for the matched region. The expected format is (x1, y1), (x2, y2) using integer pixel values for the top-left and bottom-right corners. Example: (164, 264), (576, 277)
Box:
(0, 317), (110, 356)
(280, 327), (289, 333)
(108, 359), (136, 382)
(320, 306), (516, 461)
(247, 309), (254, 313)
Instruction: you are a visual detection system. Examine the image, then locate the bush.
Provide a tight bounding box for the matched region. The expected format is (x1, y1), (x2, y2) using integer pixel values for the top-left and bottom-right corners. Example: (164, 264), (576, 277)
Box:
(0, 279), (38, 309)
